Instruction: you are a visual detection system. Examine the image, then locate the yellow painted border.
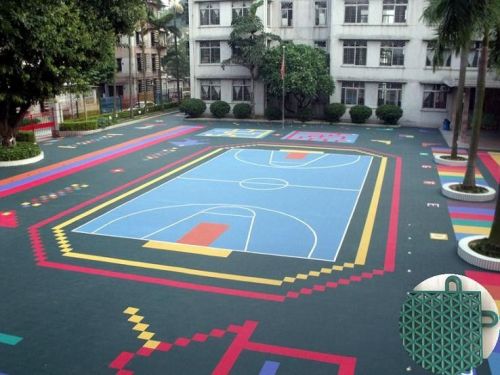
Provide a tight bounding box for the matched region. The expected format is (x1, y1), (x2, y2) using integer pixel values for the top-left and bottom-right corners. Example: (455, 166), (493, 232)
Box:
(51, 144), (387, 286)
(143, 240), (232, 258)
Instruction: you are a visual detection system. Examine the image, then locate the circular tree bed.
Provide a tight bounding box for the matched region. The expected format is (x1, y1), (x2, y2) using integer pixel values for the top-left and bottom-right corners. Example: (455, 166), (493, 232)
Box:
(433, 154), (468, 167)
(442, 182), (496, 202)
(0, 142), (43, 167)
(458, 235), (500, 271)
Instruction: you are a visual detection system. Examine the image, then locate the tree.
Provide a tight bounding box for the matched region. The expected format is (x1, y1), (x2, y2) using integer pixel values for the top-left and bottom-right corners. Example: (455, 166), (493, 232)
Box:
(163, 37), (190, 84)
(260, 43), (334, 113)
(222, 0), (280, 115)
(0, 0), (145, 147)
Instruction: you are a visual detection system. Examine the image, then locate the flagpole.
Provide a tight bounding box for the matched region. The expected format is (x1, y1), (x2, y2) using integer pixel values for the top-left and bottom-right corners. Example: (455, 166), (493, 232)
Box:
(281, 45), (285, 129)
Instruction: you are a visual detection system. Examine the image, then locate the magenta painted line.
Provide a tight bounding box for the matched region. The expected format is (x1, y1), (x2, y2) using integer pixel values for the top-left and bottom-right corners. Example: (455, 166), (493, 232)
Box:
(384, 157), (402, 272)
(0, 126), (202, 197)
(282, 131), (299, 140)
(479, 152), (500, 183)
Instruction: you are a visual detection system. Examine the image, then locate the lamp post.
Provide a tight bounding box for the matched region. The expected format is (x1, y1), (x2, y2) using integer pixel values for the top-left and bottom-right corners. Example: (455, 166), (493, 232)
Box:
(171, 0), (184, 104)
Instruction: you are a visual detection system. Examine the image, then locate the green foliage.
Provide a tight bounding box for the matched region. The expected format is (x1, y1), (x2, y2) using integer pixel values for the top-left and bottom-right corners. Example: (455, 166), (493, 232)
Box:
(296, 108), (313, 122)
(210, 101), (231, 118)
(261, 44), (334, 110)
(60, 121), (98, 131)
(16, 131), (36, 143)
(21, 118), (41, 126)
(325, 103), (346, 123)
(349, 105), (372, 124)
(264, 106), (282, 120)
(375, 105), (403, 125)
(163, 38), (190, 81)
(0, 142), (41, 161)
(233, 103), (252, 119)
(179, 99), (206, 118)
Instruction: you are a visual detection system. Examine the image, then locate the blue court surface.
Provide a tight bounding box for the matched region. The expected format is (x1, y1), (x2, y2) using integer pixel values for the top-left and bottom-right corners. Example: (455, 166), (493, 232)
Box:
(74, 149), (372, 261)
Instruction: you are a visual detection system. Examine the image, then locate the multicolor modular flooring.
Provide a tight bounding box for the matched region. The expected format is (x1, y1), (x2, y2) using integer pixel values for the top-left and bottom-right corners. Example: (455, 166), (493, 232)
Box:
(1, 116), (499, 374)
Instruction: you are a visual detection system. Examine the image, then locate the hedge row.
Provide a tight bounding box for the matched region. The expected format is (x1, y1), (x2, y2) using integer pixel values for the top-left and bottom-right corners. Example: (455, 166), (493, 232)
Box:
(16, 131), (36, 143)
(0, 142), (42, 161)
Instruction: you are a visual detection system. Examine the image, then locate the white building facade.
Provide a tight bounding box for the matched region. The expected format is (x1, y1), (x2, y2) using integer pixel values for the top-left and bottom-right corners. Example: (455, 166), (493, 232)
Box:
(189, 0), (500, 127)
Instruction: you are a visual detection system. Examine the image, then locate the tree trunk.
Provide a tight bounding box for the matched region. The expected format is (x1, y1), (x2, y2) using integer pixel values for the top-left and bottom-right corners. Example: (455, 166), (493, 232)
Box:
(463, 31), (489, 188)
(0, 104), (30, 147)
(250, 72), (255, 117)
(157, 46), (162, 105)
(489, 183), (500, 248)
(0, 120), (16, 147)
(174, 16), (181, 104)
(451, 45), (469, 159)
(128, 34), (133, 119)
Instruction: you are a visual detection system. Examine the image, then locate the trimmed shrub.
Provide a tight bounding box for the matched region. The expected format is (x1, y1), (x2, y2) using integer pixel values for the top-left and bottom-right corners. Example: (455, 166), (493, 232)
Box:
(179, 98), (206, 118)
(210, 100), (230, 118)
(325, 103), (346, 123)
(16, 131), (36, 143)
(0, 142), (42, 161)
(349, 105), (372, 124)
(233, 103), (252, 119)
(60, 120), (98, 131)
(264, 106), (282, 120)
(375, 104), (403, 125)
(21, 117), (41, 126)
(296, 107), (313, 123)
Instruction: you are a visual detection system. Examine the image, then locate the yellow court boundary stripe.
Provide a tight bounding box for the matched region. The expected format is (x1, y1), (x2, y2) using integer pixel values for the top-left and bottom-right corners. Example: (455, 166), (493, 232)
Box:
(453, 225), (491, 235)
(143, 240), (232, 258)
(52, 144), (388, 286)
(355, 157), (387, 265)
(63, 252), (282, 285)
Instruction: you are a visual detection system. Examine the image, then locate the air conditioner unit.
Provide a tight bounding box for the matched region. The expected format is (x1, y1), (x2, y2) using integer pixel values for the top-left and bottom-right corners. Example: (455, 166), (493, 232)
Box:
(440, 85), (450, 92)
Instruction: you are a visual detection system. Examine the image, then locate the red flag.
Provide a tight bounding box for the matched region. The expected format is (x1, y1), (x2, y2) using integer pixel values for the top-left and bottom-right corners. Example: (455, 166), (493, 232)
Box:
(280, 51), (285, 80)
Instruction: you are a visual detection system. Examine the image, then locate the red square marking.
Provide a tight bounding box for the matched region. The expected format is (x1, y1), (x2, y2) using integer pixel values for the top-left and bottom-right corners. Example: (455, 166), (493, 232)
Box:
(177, 223), (229, 246)
(286, 152), (307, 160)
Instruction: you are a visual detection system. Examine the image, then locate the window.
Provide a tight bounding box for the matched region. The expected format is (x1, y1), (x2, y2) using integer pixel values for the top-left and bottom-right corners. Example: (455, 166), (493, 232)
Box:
(138, 80), (143, 93)
(267, 1), (271, 26)
(200, 41), (221, 64)
(200, 2), (220, 25)
(116, 58), (122, 72)
(344, 0), (368, 23)
(136, 53), (143, 72)
(232, 80), (251, 101)
(343, 40), (367, 65)
(152, 54), (157, 72)
(426, 43), (451, 67)
(382, 0), (407, 23)
(281, 2), (293, 27)
(232, 1), (250, 22)
(422, 84), (447, 109)
(468, 41), (481, 68)
(315, 1), (327, 26)
(314, 40), (327, 51)
(378, 83), (402, 106)
(380, 41), (405, 66)
(201, 80), (221, 101)
(341, 81), (365, 105)
(151, 31), (157, 46)
(135, 31), (142, 45)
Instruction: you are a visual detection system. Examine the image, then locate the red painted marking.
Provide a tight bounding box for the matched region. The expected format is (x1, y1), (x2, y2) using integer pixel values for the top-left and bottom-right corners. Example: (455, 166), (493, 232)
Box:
(450, 212), (494, 221)
(117, 370), (134, 375)
(157, 342), (172, 352)
(177, 223), (228, 246)
(384, 157), (401, 272)
(479, 152), (500, 182)
(137, 347), (153, 357)
(246, 342), (357, 375)
(0, 211), (18, 228)
(212, 321), (258, 374)
(192, 333), (209, 342)
(174, 337), (190, 347)
(286, 152), (307, 160)
(109, 352), (135, 370)
(465, 270), (500, 286)
(210, 329), (226, 338)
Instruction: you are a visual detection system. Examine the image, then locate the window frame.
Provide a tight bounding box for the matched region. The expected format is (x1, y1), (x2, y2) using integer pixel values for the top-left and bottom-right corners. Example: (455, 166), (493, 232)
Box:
(344, 0), (369, 24)
(315, 1), (327, 26)
(422, 84), (447, 109)
(200, 2), (220, 26)
(281, 1), (293, 27)
(377, 82), (403, 106)
(343, 40), (367, 66)
(232, 1), (250, 23)
(382, 0), (408, 24)
(200, 79), (222, 101)
(232, 79), (251, 102)
(200, 41), (221, 64)
(341, 81), (365, 105)
(425, 42), (452, 67)
(379, 41), (405, 66)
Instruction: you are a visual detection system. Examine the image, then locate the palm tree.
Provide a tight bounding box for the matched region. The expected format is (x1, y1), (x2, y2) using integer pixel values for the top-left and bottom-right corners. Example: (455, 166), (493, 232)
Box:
(171, 0), (185, 104)
(422, 0), (488, 160)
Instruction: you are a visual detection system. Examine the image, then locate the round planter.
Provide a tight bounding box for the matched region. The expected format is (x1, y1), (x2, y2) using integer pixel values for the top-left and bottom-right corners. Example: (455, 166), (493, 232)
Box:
(0, 151), (44, 167)
(458, 235), (500, 271)
(433, 153), (468, 167)
(442, 182), (496, 202)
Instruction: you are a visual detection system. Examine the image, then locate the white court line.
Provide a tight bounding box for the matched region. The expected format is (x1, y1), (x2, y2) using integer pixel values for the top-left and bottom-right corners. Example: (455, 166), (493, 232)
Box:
(328, 156), (374, 262)
(234, 149), (362, 170)
(205, 211), (254, 218)
(244, 212), (256, 251)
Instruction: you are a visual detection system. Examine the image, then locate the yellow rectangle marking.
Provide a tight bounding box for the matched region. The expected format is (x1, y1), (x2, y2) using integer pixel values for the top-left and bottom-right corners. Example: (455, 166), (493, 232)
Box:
(355, 157), (387, 265)
(430, 233), (449, 240)
(144, 340), (161, 349)
(138, 331), (155, 340)
(133, 323), (149, 331)
(124, 307), (139, 315)
(453, 225), (491, 236)
(128, 315), (143, 323)
(63, 252), (283, 286)
(143, 241), (232, 258)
